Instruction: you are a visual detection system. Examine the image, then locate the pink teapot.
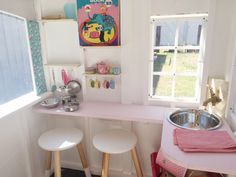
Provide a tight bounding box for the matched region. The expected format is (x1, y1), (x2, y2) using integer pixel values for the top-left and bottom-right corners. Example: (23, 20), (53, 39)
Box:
(96, 61), (109, 74)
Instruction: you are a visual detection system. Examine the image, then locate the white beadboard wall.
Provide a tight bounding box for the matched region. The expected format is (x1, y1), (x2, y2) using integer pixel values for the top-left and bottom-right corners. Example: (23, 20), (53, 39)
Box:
(1, 0), (236, 177)
(0, 0), (36, 19)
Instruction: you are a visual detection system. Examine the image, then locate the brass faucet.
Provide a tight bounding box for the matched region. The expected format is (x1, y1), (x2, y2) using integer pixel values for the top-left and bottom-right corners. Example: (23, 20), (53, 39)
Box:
(194, 109), (200, 126)
(203, 87), (222, 107)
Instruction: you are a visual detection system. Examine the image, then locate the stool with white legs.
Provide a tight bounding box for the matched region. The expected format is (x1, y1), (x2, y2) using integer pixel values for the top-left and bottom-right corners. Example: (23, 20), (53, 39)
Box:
(38, 128), (91, 177)
(93, 129), (143, 177)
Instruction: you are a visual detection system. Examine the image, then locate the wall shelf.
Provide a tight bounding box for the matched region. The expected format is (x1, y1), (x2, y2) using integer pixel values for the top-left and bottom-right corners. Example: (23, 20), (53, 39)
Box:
(39, 19), (77, 24)
(44, 63), (81, 67)
(84, 73), (121, 78)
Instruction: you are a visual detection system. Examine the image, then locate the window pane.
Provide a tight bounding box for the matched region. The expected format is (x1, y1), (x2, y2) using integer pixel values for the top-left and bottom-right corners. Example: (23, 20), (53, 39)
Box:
(175, 76), (196, 97)
(153, 49), (174, 72)
(0, 12), (33, 104)
(153, 75), (172, 96)
(176, 49), (199, 73)
(155, 21), (176, 46)
(178, 20), (202, 46)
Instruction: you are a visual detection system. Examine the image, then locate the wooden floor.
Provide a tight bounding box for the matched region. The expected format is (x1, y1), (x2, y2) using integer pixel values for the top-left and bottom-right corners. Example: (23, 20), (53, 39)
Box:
(51, 168), (100, 177)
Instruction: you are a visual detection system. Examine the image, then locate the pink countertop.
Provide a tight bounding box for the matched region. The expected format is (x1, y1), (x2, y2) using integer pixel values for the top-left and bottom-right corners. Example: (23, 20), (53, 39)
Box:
(34, 101), (236, 175)
(161, 118), (236, 175)
(33, 101), (173, 124)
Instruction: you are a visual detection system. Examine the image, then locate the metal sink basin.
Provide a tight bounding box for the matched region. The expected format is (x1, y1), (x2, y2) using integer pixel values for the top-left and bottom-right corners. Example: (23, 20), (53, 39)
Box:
(168, 109), (222, 130)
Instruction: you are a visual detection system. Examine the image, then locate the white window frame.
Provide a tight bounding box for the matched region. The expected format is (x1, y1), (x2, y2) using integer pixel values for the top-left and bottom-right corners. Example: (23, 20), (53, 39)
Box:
(148, 14), (208, 106)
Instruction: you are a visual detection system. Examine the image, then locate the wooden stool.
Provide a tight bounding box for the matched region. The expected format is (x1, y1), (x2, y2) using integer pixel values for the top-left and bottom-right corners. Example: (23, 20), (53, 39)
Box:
(93, 129), (143, 177)
(38, 128), (92, 177)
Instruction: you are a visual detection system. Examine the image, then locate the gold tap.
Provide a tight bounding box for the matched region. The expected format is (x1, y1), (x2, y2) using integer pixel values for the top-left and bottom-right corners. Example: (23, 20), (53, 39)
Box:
(203, 87), (222, 107)
(194, 109), (200, 126)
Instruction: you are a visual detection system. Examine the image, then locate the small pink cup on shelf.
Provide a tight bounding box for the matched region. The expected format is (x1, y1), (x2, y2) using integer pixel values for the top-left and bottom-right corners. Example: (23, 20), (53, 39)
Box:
(96, 61), (109, 74)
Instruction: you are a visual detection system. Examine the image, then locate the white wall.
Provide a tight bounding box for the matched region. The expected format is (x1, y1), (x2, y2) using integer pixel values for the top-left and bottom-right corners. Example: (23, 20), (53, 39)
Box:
(224, 1), (236, 81)
(151, 0), (209, 15)
(225, 2), (236, 131)
(0, 111), (31, 177)
(0, 106), (52, 177)
(207, 0), (236, 78)
(0, 0), (36, 19)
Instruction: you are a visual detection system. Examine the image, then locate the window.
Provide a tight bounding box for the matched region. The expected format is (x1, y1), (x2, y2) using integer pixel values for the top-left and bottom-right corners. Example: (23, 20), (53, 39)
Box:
(149, 14), (207, 103)
(0, 11), (35, 105)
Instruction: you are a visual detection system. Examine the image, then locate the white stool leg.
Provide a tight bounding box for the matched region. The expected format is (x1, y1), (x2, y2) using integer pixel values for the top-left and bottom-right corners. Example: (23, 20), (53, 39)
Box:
(54, 151), (61, 177)
(45, 151), (52, 177)
(101, 153), (110, 177)
(131, 147), (143, 177)
(77, 142), (92, 177)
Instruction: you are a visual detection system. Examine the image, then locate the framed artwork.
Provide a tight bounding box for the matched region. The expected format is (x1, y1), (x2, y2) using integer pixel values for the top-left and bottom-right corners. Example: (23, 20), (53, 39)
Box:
(77, 0), (120, 46)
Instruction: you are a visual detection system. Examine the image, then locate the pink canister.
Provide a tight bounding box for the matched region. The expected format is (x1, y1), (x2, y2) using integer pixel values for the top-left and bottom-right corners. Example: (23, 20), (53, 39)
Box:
(96, 62), (109, 74)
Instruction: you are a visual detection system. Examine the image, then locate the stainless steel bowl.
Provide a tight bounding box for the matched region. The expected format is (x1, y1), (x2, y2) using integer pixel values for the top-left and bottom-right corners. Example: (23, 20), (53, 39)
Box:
(65, 80), (81, 95)
(168, 109), (222, 130)
(63, 102), (79, 112)
(40, 97), (60, 108)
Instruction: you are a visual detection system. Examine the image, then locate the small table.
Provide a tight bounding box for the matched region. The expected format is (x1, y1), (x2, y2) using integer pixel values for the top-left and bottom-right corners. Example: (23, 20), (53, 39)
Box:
(160, 118), (236, 175)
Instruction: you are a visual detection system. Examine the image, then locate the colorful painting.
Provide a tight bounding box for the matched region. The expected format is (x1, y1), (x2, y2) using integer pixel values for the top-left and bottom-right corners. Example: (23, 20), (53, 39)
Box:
(77, 0), (120, 46)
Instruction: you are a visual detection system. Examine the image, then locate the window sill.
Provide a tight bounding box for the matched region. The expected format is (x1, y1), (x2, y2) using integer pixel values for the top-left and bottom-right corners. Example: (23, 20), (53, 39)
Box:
(0, 92), (51, 119)
(147, 97), (200, 108)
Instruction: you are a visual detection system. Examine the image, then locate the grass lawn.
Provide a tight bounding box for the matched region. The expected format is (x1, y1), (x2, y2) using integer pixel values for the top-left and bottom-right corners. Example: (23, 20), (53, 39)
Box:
(153, 50), (198, 98)
(175, 76), (196, 97)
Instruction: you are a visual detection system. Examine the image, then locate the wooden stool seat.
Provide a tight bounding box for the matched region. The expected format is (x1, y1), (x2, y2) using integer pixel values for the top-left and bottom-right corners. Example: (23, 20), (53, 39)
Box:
(93, 129), (137, 154)
(38, 128), (83, 151)
(93, 129), (143, 177)
(38, 128), (91, 177)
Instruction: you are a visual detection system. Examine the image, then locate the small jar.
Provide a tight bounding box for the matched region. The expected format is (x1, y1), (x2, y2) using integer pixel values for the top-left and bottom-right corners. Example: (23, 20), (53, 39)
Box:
(97, 62), (109, 74)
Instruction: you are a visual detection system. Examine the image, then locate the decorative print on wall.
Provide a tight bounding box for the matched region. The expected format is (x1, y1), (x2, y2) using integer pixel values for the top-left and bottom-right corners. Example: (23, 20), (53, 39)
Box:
(77, 0), (120, 46)
(27, 21), (47, 95)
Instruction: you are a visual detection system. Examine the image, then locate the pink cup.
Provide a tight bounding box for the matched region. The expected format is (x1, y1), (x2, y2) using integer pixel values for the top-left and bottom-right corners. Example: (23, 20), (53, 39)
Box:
(97, 62), (109, 74)
(103, 80), (109, 89)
